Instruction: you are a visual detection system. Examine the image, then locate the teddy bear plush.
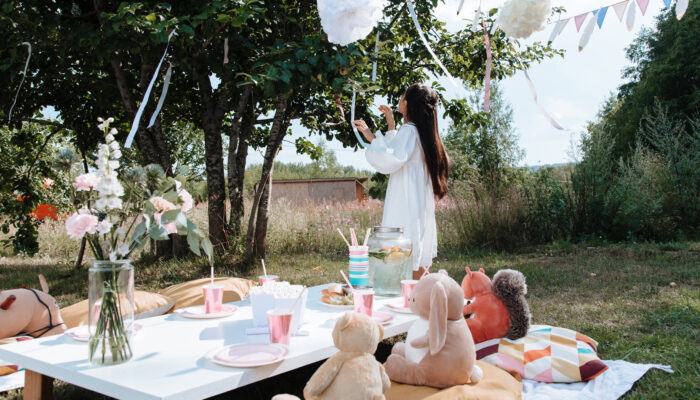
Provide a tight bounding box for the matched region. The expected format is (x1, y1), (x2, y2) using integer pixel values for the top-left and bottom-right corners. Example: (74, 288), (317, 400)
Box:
(0, 275), (66, 339)
(302, 311), (391, 400)
(462, 268), (530, 344)
(385, 273), (482, 389)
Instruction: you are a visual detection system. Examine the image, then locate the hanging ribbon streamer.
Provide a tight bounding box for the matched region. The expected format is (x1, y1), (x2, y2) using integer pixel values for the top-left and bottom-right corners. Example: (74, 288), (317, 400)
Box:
(612, 1), (629, 21)
(8, 42), (32, 122)
(350, 88), (394, 154)
(522, 69), (565, 131)
(548, 18), (567, 44)
(372, 31), (380, 82)
(482, 20), (492, 113)
(457, 0), (466, 15)
(579, 11), (598, 52)
(406, 0), (460, 90)
(147, 63), (173, 128)
(676, 0), (689, 19)
(125, 29), (177, 148)
(626, 0), (636, 31)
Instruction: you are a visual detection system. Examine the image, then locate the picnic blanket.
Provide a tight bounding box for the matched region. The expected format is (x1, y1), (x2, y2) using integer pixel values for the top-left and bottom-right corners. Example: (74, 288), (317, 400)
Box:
(522, 360), (673, 400)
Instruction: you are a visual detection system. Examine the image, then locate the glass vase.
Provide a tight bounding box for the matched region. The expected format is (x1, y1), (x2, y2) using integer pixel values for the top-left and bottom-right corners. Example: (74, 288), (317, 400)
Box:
(88, 259), (134, 365)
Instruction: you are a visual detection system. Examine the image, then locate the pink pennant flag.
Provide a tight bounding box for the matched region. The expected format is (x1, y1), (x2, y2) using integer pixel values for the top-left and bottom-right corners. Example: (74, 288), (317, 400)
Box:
(574, 13), (588, 32)
(636, 0), (649, 15)
(612, 1), (629, 21)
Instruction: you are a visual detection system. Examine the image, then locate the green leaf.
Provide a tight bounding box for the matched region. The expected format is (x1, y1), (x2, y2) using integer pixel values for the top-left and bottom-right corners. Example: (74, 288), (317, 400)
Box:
(149, 225), (170, 240)
(146, 13), (156, 22)
(201, 238), (213, 263)
(132, 221), (147, 240)
(187, 231), (201, 256)
(179, 24), (194, 36)
(160, 209), (180, 224)
(175, 213), (189, 235)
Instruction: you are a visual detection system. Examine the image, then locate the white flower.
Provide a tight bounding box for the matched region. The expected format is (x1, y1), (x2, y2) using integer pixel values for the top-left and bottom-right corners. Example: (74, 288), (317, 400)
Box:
(105, 134), (115, 142)
(116, 227), (126, 238)
(95, 196), (123, 210)
(109, 128), (117, 135)
(117, 243), (130, 256)
(96, 219), (113, 235)
(178, 189), (194, 213)
(317, 0), (385, 46)
(496, 0), (552, 39)
(109, 251), (117, 262)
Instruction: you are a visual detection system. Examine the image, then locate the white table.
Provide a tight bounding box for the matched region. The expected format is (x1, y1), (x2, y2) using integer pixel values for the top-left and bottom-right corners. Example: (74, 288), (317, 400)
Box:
(0, 285), (417, 400)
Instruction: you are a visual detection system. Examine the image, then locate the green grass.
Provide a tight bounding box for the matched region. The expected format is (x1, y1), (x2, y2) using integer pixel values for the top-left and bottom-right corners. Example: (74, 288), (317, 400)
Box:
(1, 241), (699, 399)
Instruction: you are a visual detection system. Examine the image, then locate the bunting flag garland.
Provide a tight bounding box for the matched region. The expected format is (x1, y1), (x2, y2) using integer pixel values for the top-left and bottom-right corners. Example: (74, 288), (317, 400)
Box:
(579, 10), (598, 51)
(548, 19), (563, 44)
(676, 0), (689, 19)
(483, 20), (492, 113)
(350, 88), (394, 154)
(523, 69), (565, 130)
(627, 0), (637, 30)
(636, 0), (650, 15)
(597, 7), (609, 28)
(147, 63), (173, 128)
(662, 0), (672, 8)
(406, 0), (460, 90)
(457, 0), (466, 15)
(574, 13), (588, 31)
(556, 18), (570, 35)
(125, 29), (176, 148)
(612, 1), (629, 21)
(8, 42), (31, 122)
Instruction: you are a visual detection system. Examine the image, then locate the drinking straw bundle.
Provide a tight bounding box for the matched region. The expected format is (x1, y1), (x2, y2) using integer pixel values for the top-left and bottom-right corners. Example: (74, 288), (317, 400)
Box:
(337, 227), (370, 286)
(336, 227), (371, 247)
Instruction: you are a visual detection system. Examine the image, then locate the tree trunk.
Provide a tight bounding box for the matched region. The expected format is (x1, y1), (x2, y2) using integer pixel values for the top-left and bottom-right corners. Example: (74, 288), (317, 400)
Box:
(244, 93), (289, 262)
(227, 86), (253, 238)
(196, 63), (229, 252)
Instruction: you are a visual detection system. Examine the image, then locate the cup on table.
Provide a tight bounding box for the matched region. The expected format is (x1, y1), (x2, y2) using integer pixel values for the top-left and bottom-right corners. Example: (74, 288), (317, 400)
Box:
(401, 279), (418, 308)
(203, 285), (224, 314)
(353, 288), (374, 317)
(348, 246), (369, 287)
(267, 309), (293, 346)
(259, 275), (279, 285)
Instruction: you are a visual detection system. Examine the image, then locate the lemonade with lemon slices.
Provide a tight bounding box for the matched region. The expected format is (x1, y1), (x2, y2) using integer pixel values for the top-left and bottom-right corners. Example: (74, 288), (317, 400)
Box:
(367, 227), (413, 295)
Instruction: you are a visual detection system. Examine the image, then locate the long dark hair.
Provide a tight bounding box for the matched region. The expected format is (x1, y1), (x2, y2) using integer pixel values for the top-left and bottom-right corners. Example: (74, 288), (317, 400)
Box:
(404, 83), (450, 199)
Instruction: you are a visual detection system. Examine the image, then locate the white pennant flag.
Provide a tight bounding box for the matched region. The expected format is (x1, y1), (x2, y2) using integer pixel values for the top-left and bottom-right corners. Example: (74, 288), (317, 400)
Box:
(626, 0), (636, 31)
(613, 1), (629, 21)
(676, 0), (689, 19)
(556, 18), (570, 36)
(548, 20), (563, 44)
(457, 0), (466, 15)
(579, 12), (597, 52)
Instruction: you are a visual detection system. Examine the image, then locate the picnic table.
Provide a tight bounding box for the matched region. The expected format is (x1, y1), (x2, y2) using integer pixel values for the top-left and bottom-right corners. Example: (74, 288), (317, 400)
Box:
(0, 284), (417, 400)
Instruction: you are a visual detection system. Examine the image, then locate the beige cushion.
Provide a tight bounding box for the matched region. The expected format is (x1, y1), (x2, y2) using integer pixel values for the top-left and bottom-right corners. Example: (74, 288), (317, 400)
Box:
(158, 277), (256, 310)
(386, 361), (522, 400)
(61, 291), (177, 328)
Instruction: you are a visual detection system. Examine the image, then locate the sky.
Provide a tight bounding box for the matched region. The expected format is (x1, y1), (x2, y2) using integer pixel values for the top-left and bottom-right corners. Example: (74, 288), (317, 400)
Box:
(248, 0), (665, 170)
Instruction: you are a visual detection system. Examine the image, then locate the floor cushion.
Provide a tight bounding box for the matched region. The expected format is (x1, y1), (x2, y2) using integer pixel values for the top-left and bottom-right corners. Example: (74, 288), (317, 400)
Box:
(475, 325), (608, 383)
(386, 361), (522, 400)
(158, 277), (256, 310)
(61, 291), (177, 328)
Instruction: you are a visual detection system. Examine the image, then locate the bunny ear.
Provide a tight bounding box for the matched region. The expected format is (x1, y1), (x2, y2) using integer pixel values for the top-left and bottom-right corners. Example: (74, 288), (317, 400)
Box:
(478, 268), (485, 274)
(428, 281), (448, 355)
(465, 267), (471, 276)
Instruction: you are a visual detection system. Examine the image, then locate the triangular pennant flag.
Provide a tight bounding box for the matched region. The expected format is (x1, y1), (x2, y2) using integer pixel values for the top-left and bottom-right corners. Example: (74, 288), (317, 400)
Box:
(662, 0), (672, 9)
(627, 0), (636, 31)
(579, 13), (597, 52)
(676, 0), (689, 19)
(597, 7), (609, 28)
(636, 0), (649, 15)
(557, 18), (570, 36)
(574, 13), (588, 31)
(548, 19), (563, 44)
(613, 1), (629, 21)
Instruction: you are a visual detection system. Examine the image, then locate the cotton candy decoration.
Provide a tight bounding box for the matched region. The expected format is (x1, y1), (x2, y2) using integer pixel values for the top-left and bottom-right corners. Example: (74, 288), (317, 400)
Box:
(496, 0), (552, 39)
(317, 0), (385, 46)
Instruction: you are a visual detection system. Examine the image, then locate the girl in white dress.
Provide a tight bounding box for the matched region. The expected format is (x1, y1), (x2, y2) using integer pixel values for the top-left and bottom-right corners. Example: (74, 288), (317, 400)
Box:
(353, 83), (450, 280)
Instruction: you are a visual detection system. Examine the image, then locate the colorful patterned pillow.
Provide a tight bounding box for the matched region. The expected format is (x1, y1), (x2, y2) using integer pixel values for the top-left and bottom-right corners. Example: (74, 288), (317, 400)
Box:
(474, 325), (608, 382)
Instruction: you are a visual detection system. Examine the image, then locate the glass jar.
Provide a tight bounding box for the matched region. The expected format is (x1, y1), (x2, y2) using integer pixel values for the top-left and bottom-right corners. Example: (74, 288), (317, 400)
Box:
(88, 259), (134, 365)
(367, 226), (413, 296)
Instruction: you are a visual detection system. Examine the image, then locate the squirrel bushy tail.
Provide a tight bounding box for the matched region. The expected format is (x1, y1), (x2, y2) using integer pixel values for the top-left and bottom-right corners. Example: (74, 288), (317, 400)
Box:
(492, 269), (531, 340)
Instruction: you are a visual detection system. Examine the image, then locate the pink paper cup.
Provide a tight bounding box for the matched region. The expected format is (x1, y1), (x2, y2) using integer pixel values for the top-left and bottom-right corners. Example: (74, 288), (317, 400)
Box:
(267, 309), (293, 346)
(401, 280), (418, 308)
(353, 288), (374, 317)
(203, 285), (224, 314)
(259, 275), (279, 285)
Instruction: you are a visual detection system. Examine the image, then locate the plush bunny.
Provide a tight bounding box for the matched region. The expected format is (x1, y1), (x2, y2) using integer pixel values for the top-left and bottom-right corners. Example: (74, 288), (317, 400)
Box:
(302, 311), (391, 400)
(0, 275), (66, 339)
(385, 273), (482, 389)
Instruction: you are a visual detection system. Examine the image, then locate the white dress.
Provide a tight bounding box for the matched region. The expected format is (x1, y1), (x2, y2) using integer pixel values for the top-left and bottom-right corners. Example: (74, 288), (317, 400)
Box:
(365, 122), (437, 270)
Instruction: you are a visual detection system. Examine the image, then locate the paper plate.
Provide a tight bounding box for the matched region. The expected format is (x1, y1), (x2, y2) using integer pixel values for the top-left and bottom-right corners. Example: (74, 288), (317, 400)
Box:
(372, 310), (394, 325)
(319, 300), (354, 310)
(176, 305), (238, 319)
(386, 301), (413, 314)
(65, 323), (143, 342)
(206, 343), (288, 368)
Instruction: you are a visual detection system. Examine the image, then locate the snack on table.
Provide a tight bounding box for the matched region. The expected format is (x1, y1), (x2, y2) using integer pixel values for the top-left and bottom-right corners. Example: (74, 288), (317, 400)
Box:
(249, 281), (303, 298)
(321, 284), (353, 305)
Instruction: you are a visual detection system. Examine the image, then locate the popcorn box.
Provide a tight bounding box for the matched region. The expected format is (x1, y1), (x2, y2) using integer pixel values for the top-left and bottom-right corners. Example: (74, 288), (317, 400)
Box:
(250, 283), (307, 334)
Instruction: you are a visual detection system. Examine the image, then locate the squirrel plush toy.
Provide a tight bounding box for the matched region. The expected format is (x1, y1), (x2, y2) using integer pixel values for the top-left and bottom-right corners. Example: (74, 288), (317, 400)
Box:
(461, 268), (530, 344)
(294, 311), (390, 400)
(385, 272), (482, 389)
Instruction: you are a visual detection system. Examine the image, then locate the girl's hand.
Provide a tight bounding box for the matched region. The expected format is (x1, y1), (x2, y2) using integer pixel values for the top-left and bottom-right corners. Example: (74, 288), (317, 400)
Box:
(353, 120), (375, 143)
(379, 105), (395, 131)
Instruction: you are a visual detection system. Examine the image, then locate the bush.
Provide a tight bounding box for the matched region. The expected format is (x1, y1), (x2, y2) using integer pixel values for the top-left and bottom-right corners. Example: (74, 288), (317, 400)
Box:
(522, 168), (571, 243)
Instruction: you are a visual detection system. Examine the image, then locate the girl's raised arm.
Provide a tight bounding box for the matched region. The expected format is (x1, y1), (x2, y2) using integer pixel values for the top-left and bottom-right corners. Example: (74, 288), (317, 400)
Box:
(365, 124), (418, 175)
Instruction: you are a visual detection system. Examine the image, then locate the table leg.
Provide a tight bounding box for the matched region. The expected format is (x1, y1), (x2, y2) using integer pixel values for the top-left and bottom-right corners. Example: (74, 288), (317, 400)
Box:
(23, 370), (54, 400)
